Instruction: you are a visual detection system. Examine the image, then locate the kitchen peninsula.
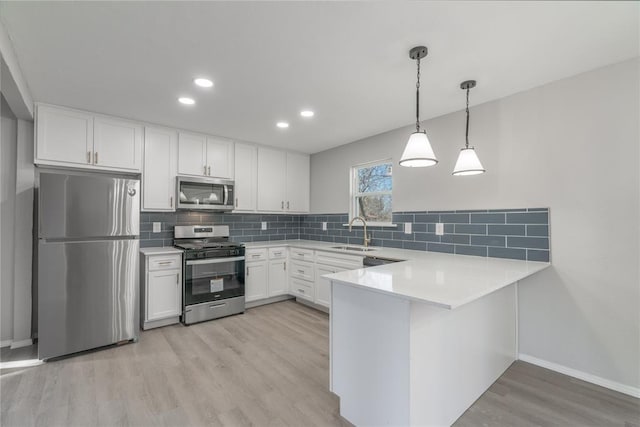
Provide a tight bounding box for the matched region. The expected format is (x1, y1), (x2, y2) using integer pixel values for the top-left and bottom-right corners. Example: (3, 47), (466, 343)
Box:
(326, 252), (550, 426)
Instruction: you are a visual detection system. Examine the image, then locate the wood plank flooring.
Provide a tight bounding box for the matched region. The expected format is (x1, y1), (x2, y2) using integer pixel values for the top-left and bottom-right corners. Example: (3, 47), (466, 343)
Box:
(2, 300), (638, 426)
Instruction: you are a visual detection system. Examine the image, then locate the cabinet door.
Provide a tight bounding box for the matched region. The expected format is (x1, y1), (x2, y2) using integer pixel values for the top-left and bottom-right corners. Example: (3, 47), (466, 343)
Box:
(245, 261), (268, 302)
(206, 137), (234, 179)
(315, 265), (338, 308)
(178, 132), (207, 176)
(268, 259), (288, 297)
(93, 117), (143, 171)
(285, 152), (310, 212)
(257, 147), (286, 211)
(147, 269), (181, 321)
(233, 143), (257, 211)
(36, 105), (93, 166)
(143, 127), (178, 211)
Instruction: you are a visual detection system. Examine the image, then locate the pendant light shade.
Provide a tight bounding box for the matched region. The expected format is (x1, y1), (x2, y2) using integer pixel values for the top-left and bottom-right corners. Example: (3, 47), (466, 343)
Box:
(453, 147), (485, 175)
(400, 46), (438, 168)
(400, 131), (438, 167)
(453, 80), (486, 176)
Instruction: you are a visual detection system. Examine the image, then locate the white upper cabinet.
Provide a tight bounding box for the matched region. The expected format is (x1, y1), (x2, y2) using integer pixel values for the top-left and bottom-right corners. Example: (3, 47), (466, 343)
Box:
(177, 132), (207, 176)
(143, 127), (178, 211)
(35, 104), (142, 172)
(234, 143), (257, 211)
(257, 147), (310, 213)
(36, 105), (93, 166)
(93, 117), (142, 170)
(257, 147), (287, 211)
(286, 152), (310, 213)
(178, 132), (234, 179)
(206, 137), (234, 179)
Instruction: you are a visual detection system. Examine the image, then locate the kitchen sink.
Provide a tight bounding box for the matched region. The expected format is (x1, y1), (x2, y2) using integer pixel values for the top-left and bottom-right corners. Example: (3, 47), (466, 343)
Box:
(331, 246), (378, 252)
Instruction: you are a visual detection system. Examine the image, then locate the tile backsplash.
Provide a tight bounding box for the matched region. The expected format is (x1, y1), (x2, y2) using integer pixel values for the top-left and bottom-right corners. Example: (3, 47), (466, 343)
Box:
(141, 207), (550, 262)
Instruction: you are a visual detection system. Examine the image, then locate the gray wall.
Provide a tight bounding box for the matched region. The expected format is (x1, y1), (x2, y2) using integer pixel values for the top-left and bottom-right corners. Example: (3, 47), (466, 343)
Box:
(310, 58), (640, 390)
(1, 93), (17, 344)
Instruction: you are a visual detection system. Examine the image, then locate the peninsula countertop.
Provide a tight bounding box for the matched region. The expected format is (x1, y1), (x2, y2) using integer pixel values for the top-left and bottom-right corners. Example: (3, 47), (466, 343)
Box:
(243, 239), (550, 309)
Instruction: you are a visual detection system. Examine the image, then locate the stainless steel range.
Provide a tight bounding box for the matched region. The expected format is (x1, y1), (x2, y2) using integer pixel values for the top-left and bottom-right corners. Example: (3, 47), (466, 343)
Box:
(174, 225), (245, 325)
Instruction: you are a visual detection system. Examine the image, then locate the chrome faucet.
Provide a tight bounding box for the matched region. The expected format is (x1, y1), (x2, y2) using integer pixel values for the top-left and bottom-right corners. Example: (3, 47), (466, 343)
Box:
(349, 216), (371, 248)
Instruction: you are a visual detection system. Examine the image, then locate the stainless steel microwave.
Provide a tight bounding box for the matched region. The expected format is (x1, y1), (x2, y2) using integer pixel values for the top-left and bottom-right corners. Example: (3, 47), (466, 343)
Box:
(176, 176), (234, 211)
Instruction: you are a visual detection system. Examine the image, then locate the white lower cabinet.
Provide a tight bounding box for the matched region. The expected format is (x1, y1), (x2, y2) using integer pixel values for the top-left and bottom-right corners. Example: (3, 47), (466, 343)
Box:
(314, 251), (364, 309)
(141, 252), (182, 330)
(245, 249), (268, 302)
(268, 247), (288, 296)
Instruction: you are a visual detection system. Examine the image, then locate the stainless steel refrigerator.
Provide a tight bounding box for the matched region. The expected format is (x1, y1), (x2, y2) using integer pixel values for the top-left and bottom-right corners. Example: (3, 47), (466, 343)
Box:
(37, 169), (140, 360)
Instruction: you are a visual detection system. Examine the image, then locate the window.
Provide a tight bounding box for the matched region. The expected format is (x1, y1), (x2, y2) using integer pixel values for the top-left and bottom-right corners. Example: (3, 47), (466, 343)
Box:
(350, 160), (393, 225)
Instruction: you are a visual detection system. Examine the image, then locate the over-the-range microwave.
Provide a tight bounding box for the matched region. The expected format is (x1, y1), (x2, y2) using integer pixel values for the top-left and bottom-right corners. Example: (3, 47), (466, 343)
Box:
(176, 176), (235, 211)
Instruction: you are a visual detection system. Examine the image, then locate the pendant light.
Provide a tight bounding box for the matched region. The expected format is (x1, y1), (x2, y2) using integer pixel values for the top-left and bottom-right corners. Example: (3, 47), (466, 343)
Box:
(399, 46), (438, 167)
(453, 80), (486, 176)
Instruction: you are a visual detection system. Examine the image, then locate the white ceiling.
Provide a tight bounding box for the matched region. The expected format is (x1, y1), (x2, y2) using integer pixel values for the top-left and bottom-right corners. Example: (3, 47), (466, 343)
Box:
(1, 1), (638, 154)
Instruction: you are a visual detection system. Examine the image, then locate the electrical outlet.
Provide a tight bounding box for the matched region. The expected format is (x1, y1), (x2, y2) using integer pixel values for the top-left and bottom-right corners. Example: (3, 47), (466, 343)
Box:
(404, 222), (412, 234)
(261, 221), (267, 230)
(322, 222), (328, 231)
(435, 223), (444, 236)
(152, 222), (161, 233)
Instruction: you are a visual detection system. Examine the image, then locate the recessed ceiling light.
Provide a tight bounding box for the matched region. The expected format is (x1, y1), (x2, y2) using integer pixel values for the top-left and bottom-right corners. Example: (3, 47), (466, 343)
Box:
(276, 122), (289, 129)
(178, 97), (195, 105)
(194, 78), (213, 88)
(300, 110), (314, 118)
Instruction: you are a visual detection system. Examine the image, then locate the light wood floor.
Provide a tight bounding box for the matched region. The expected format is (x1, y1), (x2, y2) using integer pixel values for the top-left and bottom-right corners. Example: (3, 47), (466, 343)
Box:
(1, 300), (638, 427)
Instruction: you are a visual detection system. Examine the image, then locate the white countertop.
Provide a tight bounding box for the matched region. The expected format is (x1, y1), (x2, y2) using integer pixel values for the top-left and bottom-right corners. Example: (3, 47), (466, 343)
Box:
(140, 247), (183, 255)
(243, 239), (550, 309)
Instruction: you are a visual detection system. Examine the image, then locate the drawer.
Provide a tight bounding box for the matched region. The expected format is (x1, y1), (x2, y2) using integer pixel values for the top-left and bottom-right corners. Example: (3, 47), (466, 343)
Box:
(148, 255), (181, 271)
(290, 260), (314, 282)
(268, 247), (287, 260)
(290, 278), (314, 301)
(246, 248), (268, 262)
(315, 250), (363, 269)
(290, 247), (314, 262)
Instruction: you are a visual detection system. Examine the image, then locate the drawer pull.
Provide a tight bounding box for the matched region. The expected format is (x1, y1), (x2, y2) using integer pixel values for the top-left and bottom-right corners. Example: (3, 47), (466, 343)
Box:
(251, 254), (261, 258)
(157, 261), (172, 265)
(209, 303), (226, 309)
(297, 270), (305, 274)
(298, 289), (305, 293)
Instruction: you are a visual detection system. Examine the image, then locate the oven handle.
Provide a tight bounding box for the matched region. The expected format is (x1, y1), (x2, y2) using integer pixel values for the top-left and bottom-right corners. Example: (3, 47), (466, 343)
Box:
(224, 185), (229, 206)
(186, 256), (245, 266)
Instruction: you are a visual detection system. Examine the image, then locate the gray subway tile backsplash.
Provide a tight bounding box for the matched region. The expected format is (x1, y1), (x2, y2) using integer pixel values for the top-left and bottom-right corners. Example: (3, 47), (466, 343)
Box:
(140, 207), (550, 262)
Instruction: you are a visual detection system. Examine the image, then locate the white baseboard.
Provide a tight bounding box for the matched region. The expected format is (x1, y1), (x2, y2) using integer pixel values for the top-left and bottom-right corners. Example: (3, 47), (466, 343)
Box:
(10, 339), (33, 349)
(0, 340), (12, 348)
(518, 353), (640, 398)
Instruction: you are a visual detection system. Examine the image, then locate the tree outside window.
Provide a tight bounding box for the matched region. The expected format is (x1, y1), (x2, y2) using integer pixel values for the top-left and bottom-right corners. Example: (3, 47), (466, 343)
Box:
(351, 160), (392, 225)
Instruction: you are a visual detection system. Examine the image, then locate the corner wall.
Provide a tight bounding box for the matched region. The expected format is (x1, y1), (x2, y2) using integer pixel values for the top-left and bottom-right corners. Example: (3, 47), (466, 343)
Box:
(310, 58), (640, 392)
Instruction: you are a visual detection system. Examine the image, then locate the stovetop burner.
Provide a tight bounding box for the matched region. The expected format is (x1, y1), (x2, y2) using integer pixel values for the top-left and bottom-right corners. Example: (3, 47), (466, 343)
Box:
(174, 241), (242, 251)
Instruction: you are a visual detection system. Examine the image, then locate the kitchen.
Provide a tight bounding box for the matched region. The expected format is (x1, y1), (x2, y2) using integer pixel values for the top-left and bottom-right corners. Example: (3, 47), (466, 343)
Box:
(1, 2), (639, 426)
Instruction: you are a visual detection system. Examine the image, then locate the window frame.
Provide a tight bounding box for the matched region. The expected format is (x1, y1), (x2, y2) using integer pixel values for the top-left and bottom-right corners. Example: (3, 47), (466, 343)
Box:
(349, 159), (394, 227)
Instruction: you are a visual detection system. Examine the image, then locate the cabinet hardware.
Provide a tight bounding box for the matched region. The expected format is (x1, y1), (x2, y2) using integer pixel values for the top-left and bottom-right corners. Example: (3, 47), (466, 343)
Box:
(284, 261), (286, 271)
(94, 152), (98, 164)
(287, 201), (290, 209)
(158, 261), (172, 265)
(298, 289), (305, 293)
(170, 196), (173, 208)
(251, 254), (260, 258)
(281, 201), (284, 209)
(208, 165), (211, 176)
(235, 198), (238, 208)
(87, 151), (91, 163)
(246, 267), (249, 277)
(176, 274), (179, 285)
(297, 270), (305, 274)
(204, 165), (207, 175)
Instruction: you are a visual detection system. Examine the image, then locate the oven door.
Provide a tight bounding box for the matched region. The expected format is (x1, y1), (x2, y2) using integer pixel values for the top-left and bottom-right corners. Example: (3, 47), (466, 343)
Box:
(184, 256), (245, 306)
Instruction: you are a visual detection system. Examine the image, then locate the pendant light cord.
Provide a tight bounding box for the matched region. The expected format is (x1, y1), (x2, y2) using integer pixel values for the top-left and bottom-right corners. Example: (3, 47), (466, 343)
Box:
(465, 86), (470, 148)
(416, 57), (421, 132)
